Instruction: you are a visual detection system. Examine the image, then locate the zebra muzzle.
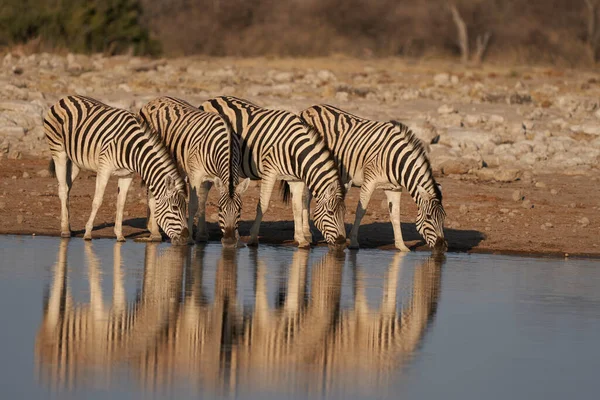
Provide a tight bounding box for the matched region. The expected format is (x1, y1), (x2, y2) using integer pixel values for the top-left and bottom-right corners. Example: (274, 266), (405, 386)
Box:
(434, 237), (448, 253)
(221, 229), (238, 247)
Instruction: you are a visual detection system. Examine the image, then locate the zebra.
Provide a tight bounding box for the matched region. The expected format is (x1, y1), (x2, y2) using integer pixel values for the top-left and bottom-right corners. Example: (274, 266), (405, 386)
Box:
(199, 96), (348, 249)
(300, 104), (447, 252)
(139, 96), (250, 246)
(44, 95), (189, 244)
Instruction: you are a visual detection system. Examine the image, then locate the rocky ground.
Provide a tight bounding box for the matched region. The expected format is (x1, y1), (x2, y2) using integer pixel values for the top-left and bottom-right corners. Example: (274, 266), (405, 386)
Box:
(1, 53), (599, 257)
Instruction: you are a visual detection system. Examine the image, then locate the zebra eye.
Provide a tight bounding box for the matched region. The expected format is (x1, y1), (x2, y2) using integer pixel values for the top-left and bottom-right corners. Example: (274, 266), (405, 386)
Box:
(173, 205), (179, 211)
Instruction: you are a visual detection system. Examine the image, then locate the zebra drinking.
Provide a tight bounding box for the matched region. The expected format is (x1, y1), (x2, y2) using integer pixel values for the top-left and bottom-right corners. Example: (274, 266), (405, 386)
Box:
(199, 96), (347, 249)
(300, 104), (447, 252)
(44, 95), (188, 244)
(139, 96), (250, 246)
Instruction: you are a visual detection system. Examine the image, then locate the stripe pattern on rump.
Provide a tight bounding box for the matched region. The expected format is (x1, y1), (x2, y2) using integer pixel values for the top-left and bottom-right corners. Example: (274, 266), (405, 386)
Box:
(199, 96), (346, 247)
(43, 95), (188, 243)
(139, 96), (248, 244)
(300, 104), (446, 251)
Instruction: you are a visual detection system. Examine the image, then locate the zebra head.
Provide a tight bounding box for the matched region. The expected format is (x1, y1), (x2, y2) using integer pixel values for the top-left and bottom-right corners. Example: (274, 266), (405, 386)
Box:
(155, 175), (189, 245)
(313, 183), (347, 249)
(214, 177), (250, 247)
(415, 185), (447, 252)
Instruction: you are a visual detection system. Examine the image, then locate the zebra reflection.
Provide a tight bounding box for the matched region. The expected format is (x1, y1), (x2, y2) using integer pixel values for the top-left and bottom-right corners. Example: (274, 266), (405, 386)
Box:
(36, 244), (444, 395)
(35, 240), (186, 390)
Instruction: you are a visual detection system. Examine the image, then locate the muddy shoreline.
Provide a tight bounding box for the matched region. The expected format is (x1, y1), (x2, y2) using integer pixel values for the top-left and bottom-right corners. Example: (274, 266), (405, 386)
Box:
(1, 157), (598, 259)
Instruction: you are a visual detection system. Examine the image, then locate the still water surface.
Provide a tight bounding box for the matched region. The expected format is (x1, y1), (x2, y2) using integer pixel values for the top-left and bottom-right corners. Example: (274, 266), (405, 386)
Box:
(0, 236), (599, 399)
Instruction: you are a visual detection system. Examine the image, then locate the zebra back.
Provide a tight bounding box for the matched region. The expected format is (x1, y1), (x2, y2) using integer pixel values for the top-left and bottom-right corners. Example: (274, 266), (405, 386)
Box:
(139, 96), (241, 197)
(300, 104), (441, 205)
(44, 95), (186, 199)
(200, 96), (344, 200)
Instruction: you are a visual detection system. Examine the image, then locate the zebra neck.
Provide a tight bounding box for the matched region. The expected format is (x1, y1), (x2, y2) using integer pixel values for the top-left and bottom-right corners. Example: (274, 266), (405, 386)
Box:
(130, 135), (180, 198)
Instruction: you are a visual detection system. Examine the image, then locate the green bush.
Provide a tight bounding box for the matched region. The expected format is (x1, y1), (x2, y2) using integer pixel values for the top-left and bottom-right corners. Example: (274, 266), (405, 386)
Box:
(0, 0), (160, 55)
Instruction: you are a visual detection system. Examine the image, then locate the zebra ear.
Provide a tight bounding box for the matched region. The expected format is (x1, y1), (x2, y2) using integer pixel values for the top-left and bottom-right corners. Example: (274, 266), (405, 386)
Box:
(165, 175), (176, 194)
(436, 183), (443, 194)
(344, 180), (353, 192)
(324, 183), (337, 198)
(417, 185), (432, 201)
(236, 178), (251, 195)
(214, 178), (225, 193)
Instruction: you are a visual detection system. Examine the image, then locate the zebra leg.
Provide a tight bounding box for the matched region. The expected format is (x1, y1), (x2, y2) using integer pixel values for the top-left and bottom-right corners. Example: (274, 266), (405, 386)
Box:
(146, 190), (163, 241)
(114, 176), (133, 242)
(302, 184), (314, 243)
(194, 181), (213, 243)
(53, 153), (72, 237)
(83, 169), (111, 240)
(349, 182), (376, 249)
(248, 174), (277, 246)
(384, 190), (411, 252)
(288, 181), (311, 248)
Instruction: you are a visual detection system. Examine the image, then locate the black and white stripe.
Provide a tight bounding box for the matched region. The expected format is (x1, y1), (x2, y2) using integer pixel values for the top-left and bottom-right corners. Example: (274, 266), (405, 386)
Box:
(44, 95), (188, 243)
(200, 96), (347, 248)
(139, 96), (249, 246)
(300, 104), (447, 251)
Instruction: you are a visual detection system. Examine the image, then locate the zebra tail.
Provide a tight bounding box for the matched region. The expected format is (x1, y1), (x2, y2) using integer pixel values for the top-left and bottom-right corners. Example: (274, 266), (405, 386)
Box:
(48, 159), (56, 178)
(279, 181), (291, 205)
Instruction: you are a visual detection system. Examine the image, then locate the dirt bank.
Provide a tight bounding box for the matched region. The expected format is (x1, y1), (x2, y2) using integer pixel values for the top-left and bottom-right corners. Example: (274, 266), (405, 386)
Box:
(1, 157), (598, 258)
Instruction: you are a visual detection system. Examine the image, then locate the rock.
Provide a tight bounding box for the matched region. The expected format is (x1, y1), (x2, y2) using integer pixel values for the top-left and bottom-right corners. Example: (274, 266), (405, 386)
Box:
(512, 190), (524, 202)
(437, 104), (457, 114)
(335, 91), (349, 102)
(459, 204), (468, 214)
(0, 126), (25, 137)
(488, 114), (505, 125)
(17, 215), (24, 224)
(118, 83), (132, 92)
(317, 69), (336, 82)
(37, 169), (50, 178)
(22, 172), (30, 179)
(439, 158), (481, 175)
(0, 201), (5, 210)
(494, 168), (521, 182)
(522, 199), (532, 209)
(8, 150), (22, 160)
(535, 181), (547, 188)
(0, 100), (44, 116)
(550, 189), (558, 195)
(273, 71), (293, 83)
(464, 114), (483, 126)
(433, 73), (450, 86)
(578, 217), (590, 226)
(474, 168), (496, 181)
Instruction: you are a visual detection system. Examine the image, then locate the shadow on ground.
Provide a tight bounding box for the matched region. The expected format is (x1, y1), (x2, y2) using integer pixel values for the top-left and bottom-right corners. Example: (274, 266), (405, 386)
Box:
(71, 218), (484, 251)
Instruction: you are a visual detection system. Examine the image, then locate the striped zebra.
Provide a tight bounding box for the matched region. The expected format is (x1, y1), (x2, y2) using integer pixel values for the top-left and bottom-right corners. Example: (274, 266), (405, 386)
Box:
(44, 95), (189, 244)
(199, 96), (348, 249)
(300, 104), (447, 252)
(139, 96), (250, 246)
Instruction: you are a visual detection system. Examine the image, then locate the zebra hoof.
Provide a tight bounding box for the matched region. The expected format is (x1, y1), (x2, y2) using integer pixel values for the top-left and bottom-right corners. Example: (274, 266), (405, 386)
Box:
(60, 231), (71, 238)
(246, 240), (259, 247)
(296, 241), (311, 249)
(348, 242), (360, 250)
(83, 234), (92, 241)
(116, 236), (126, 243)
(395, 244), (411, 252)
(195, 236), (208, 243)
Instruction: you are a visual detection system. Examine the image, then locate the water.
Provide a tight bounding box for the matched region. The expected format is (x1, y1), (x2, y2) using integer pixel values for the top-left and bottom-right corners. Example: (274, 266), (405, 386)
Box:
(0, 236), (599, 399)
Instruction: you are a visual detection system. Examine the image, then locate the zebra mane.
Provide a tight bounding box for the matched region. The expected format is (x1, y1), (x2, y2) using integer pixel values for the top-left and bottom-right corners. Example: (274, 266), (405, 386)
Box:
(389, 120), (442, 201)
(219, 112), (237, 197)
(300, 120), (347, 198)
(136, 113), (187, 196)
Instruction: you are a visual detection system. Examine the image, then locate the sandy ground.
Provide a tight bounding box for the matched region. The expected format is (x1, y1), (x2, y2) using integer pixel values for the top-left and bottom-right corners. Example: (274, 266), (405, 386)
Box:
(1, 156), (598, 258)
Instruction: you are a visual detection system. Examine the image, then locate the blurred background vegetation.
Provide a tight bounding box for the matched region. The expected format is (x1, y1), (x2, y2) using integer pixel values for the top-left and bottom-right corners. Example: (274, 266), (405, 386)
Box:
(1, 0), (598, 65)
